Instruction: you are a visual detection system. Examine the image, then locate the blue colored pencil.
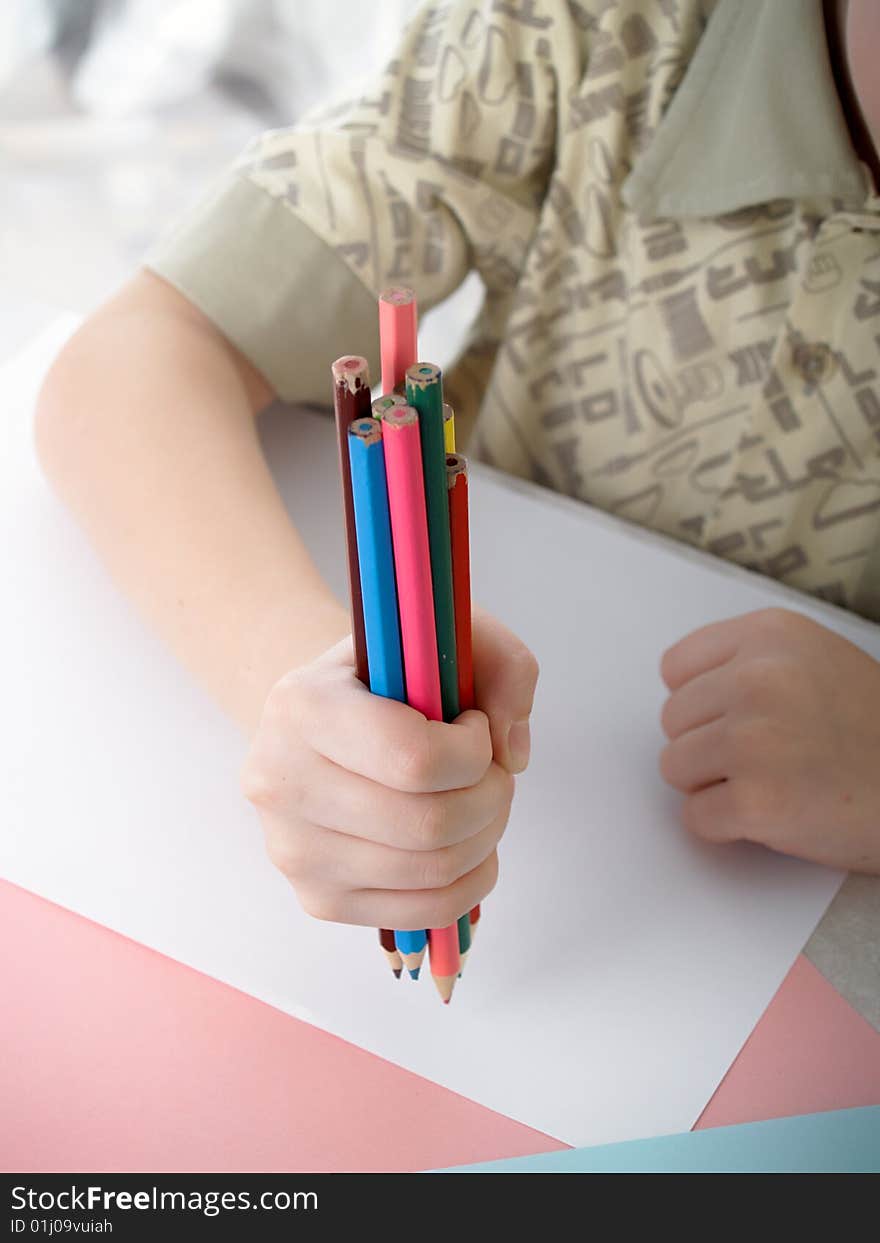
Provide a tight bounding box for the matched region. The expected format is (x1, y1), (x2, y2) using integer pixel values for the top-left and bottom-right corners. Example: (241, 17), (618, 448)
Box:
(349, 415), (427, 978)
(348, 417), (405, 702)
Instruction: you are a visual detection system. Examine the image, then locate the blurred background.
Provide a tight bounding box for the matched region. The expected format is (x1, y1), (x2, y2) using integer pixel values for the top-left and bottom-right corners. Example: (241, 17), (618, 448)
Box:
(0, 0), (421, 353)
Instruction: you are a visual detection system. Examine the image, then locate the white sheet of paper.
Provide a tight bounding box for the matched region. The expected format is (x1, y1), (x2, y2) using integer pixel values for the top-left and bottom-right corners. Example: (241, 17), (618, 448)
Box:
(2, 319), (867, 1147)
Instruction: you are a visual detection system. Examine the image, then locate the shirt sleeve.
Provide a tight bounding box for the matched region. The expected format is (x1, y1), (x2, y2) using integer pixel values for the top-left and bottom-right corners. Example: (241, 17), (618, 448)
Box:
(144, 0), (579, 404)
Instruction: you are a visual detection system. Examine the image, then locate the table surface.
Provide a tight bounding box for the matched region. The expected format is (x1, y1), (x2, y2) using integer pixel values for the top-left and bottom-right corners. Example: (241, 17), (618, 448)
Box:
(2, 303), (879, 1171)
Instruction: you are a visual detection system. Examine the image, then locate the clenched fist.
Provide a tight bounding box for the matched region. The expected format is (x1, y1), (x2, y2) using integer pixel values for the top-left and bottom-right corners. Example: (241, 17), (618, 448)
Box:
(659, 607), (880, 874)
(241, 608), (539, 927)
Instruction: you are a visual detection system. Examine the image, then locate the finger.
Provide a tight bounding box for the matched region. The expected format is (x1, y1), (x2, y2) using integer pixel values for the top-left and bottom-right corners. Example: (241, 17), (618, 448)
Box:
(268, 804), (509, 894)
(659, 717), (731, 792)
(680, 780), (744, 844)
(275, 654), (493, 792)
(299, 852), (500, 930)
(660, 615), (751, 690)
(660, 664), (730, 740)
(471, 606), (539, 774)
(269, 757), (513, 851)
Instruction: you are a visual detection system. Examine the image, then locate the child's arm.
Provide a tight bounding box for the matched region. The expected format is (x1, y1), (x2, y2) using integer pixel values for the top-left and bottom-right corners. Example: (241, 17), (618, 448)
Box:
(35, 268), (539, 927)
(35, 0), (571, 923)
(35, 268), (350, 734)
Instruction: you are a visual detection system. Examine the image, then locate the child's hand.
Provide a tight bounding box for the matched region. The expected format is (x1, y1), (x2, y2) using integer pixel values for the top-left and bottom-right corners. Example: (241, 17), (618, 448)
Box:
(240, 609), (539, 927)
(659, 608), (880, 873)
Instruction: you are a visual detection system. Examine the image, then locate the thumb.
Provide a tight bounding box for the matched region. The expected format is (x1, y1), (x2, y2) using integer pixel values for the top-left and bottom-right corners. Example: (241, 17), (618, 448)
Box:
(471, 605), (539, 774)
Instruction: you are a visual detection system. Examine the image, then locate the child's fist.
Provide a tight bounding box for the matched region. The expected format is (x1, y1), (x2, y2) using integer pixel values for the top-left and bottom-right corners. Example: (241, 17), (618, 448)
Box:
(659, 607), (880, 874)
(240, 610), (538, 926)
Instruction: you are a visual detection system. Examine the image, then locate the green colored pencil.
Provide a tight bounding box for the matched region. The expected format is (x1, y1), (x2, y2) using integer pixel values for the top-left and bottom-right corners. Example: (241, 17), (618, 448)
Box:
(405, 362), (459, 722)
(456, 911), (472, 976)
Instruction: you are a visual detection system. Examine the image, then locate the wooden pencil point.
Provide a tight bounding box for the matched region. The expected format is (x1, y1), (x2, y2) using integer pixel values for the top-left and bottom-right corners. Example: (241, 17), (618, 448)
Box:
(433, 973), (457, 1004)
(398, 945), (427, 977)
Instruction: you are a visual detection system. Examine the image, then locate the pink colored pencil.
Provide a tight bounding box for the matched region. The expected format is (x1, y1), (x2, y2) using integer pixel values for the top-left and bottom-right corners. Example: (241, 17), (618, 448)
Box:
(427, 926), (460, 1004)
(380, 403), (460, 1002)
(379, 287), (418, 395)
(380, 405), (442, 721)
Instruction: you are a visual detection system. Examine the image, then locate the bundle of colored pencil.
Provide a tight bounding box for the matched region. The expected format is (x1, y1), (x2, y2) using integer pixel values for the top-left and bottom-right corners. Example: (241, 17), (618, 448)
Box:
(331, 287), (480, 1005)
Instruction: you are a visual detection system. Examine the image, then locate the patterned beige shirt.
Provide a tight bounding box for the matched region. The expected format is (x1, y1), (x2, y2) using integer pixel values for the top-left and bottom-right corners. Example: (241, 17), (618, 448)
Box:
(148, 0), (880, 619)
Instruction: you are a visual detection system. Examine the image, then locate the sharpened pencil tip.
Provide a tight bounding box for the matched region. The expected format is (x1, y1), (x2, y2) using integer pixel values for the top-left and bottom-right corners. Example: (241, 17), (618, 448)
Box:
(393, 968), (402, 979)
(409, 967), (421, 980)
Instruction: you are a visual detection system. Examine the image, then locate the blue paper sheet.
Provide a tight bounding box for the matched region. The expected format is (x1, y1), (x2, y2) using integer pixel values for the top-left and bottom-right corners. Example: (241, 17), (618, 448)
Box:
(440, 1107), (880, 1173)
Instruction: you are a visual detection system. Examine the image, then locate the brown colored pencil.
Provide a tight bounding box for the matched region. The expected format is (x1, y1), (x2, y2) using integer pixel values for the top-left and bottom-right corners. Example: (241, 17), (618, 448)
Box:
(379, 928), (403, 979)
(331, 355), (372, 687)
(332, 356), (399, 978)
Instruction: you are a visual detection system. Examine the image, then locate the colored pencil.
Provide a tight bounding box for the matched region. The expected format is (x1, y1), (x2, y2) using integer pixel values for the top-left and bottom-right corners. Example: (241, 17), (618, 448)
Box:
(373, 393), (429, 978)
(404, 364), (462, 999)
(394, 931), (427, 979)
(331, 356), (372, 687)
(370, 392), (430, 974)
(443, 402), (456, 454)
(447, 452), (481, 954)
(379, 286), (418, 395)
(446, 453), (474, 713)
(349, 401), (427, 981)
(456, 911), (472, 976)
(404, 363), (460, 724)
(371, 392), (409, 422)
(427, 926), (460, 1005)
(348, 418), (405, 703)
(379, 928), (403, 979)
(470, 903), (481, 941)
(381, 402), (459, 1001)
(379, 404), (442, 718)
(331, 356), (398, 979)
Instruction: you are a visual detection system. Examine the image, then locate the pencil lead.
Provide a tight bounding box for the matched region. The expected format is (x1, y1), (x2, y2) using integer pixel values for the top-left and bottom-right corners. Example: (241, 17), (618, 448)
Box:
(409, 967), (421, 981)
(393, 968), (402, 979)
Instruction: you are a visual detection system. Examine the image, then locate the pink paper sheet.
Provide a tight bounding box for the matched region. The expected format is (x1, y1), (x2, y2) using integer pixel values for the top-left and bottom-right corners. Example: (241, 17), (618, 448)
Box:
(2, 880), (878, 1173)
(696, 954), (880, 1129)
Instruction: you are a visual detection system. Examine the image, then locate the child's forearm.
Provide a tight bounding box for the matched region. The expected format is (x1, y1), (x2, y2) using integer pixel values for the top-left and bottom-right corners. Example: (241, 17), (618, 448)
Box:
(35, 271), (350, 736)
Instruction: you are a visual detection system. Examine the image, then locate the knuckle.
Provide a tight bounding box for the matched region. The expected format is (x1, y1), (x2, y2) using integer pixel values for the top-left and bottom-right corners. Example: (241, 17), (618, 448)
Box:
(389, 730), (433, 790)
(681, 796), (712, 841)
(299, 889), (341, 923)
(730, 780), (769, 830)
(264, 831), (307, 880)
(416, 847), (459, 892)
(726, 715), (772, 763)
(731, 656), (785, 706)
(268, 667), (314, 734)
(478, 851), (500, 900)
(752, 607), (801, 641)
(497, 767), (516, 816)
(422, 891), (464, 930)
(658, 741), (680, 787)
(412, 795), (450, 850)
(240, 754), (280, 810)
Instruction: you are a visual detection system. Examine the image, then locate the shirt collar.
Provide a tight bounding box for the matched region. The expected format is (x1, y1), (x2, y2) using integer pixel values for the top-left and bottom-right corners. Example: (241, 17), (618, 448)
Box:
(621, 0), (873, 220)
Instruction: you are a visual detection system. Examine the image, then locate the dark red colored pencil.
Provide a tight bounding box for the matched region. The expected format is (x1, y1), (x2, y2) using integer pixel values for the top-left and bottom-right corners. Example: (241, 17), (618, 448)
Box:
(331, 355), (372, 687)
(447, 453), (482, 945)
(379, 927), (403, 978)
(332, 356), (399, 977)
